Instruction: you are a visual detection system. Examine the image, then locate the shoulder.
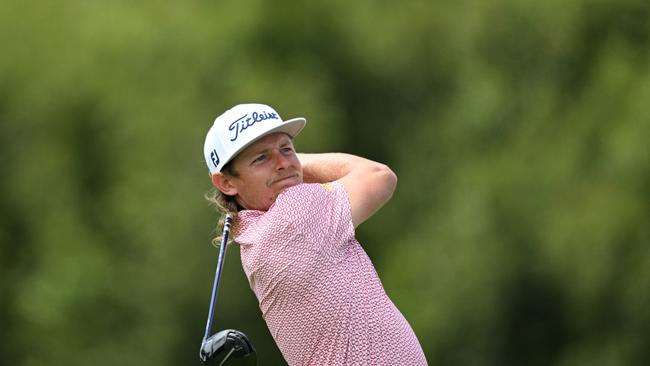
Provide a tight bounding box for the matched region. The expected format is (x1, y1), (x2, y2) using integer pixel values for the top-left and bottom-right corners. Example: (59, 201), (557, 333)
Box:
(235, 182), (353, 246)
(273, 182), (348, 212)
(276, 181), (342, 202)
(236, 183), (345, 232)
(234, 183), (331, 242)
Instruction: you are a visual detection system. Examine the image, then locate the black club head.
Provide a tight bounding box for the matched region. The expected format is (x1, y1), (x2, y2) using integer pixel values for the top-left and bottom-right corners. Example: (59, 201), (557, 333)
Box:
(200, 329), (256, 365)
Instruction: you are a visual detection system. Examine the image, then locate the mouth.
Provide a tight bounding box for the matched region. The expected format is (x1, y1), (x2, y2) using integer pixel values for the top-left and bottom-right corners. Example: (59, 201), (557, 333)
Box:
(270, 173), (300, 186)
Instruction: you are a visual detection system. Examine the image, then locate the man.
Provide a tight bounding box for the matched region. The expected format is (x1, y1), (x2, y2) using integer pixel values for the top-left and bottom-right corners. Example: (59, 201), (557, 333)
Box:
(204, 103), (427, 365)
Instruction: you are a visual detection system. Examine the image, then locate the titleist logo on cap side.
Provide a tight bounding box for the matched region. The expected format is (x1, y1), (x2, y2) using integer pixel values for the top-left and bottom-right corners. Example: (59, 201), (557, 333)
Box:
(228, 111), (280, 141)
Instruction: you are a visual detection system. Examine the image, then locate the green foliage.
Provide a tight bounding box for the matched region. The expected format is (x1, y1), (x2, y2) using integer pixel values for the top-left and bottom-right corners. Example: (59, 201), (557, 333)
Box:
(1, 0), (648, 365)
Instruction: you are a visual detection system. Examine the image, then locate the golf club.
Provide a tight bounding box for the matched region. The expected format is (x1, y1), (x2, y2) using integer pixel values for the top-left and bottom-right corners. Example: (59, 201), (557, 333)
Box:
(200, 214), (256, 365)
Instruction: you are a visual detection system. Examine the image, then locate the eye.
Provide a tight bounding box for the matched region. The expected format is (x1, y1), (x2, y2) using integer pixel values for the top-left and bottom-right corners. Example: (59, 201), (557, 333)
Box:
(252, 154), (266, 164)
(281, 146), (295, 154)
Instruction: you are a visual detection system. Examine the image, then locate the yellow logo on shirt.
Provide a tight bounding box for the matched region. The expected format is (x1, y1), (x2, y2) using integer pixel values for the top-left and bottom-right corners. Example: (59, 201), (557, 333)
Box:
(319, 183), (334, 192)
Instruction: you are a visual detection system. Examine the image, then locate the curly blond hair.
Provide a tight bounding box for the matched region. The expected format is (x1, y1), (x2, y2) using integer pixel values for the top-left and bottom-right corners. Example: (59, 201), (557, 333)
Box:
(204, 162), (240, 246)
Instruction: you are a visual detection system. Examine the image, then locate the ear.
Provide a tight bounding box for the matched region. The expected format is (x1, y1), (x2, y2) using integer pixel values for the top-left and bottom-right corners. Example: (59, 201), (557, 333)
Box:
(211, 172), (238, 196)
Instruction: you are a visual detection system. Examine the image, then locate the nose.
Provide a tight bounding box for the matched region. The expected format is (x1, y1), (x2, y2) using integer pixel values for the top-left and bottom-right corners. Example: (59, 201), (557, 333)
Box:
(272, 151), (291, 171)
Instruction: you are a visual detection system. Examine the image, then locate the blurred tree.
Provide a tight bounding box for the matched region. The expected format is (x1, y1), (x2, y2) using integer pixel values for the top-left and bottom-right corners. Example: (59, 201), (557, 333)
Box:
(1, 0), (648, 365)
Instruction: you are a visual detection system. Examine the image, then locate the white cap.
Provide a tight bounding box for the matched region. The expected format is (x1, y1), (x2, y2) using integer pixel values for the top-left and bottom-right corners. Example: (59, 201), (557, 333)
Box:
(204, 103), (306, 173)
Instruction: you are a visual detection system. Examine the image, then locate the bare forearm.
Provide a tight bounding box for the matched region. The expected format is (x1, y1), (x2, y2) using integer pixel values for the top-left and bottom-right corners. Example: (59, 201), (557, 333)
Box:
(298, 153), (362, 183)
(298, 152), (397, 226)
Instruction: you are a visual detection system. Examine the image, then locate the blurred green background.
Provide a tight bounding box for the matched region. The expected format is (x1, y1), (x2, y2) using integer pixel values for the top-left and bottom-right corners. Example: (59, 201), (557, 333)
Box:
(1, 0), (649, 365)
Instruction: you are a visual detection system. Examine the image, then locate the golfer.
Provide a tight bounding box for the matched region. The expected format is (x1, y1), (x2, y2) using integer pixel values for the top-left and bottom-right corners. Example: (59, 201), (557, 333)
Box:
(204, 103), (427, 365)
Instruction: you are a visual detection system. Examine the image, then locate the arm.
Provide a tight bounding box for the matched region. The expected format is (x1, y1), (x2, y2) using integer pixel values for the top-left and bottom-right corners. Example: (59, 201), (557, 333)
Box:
(298, 153), (397, 227)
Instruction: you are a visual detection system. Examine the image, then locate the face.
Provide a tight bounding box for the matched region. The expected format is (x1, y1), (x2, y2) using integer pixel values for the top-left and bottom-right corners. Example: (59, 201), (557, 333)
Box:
(213, 132), (303, 211)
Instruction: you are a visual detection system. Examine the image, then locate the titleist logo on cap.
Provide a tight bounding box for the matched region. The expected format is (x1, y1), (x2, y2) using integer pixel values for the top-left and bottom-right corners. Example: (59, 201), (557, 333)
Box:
(228, 111), (280, 141)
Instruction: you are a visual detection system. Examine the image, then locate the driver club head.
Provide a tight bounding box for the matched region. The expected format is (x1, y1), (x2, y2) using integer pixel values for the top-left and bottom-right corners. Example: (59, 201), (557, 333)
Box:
(200, 329), (256, 365)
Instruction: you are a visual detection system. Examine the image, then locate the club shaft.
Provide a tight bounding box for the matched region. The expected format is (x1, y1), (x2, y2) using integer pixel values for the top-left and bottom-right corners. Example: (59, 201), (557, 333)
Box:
(203, 214), (233, 341)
